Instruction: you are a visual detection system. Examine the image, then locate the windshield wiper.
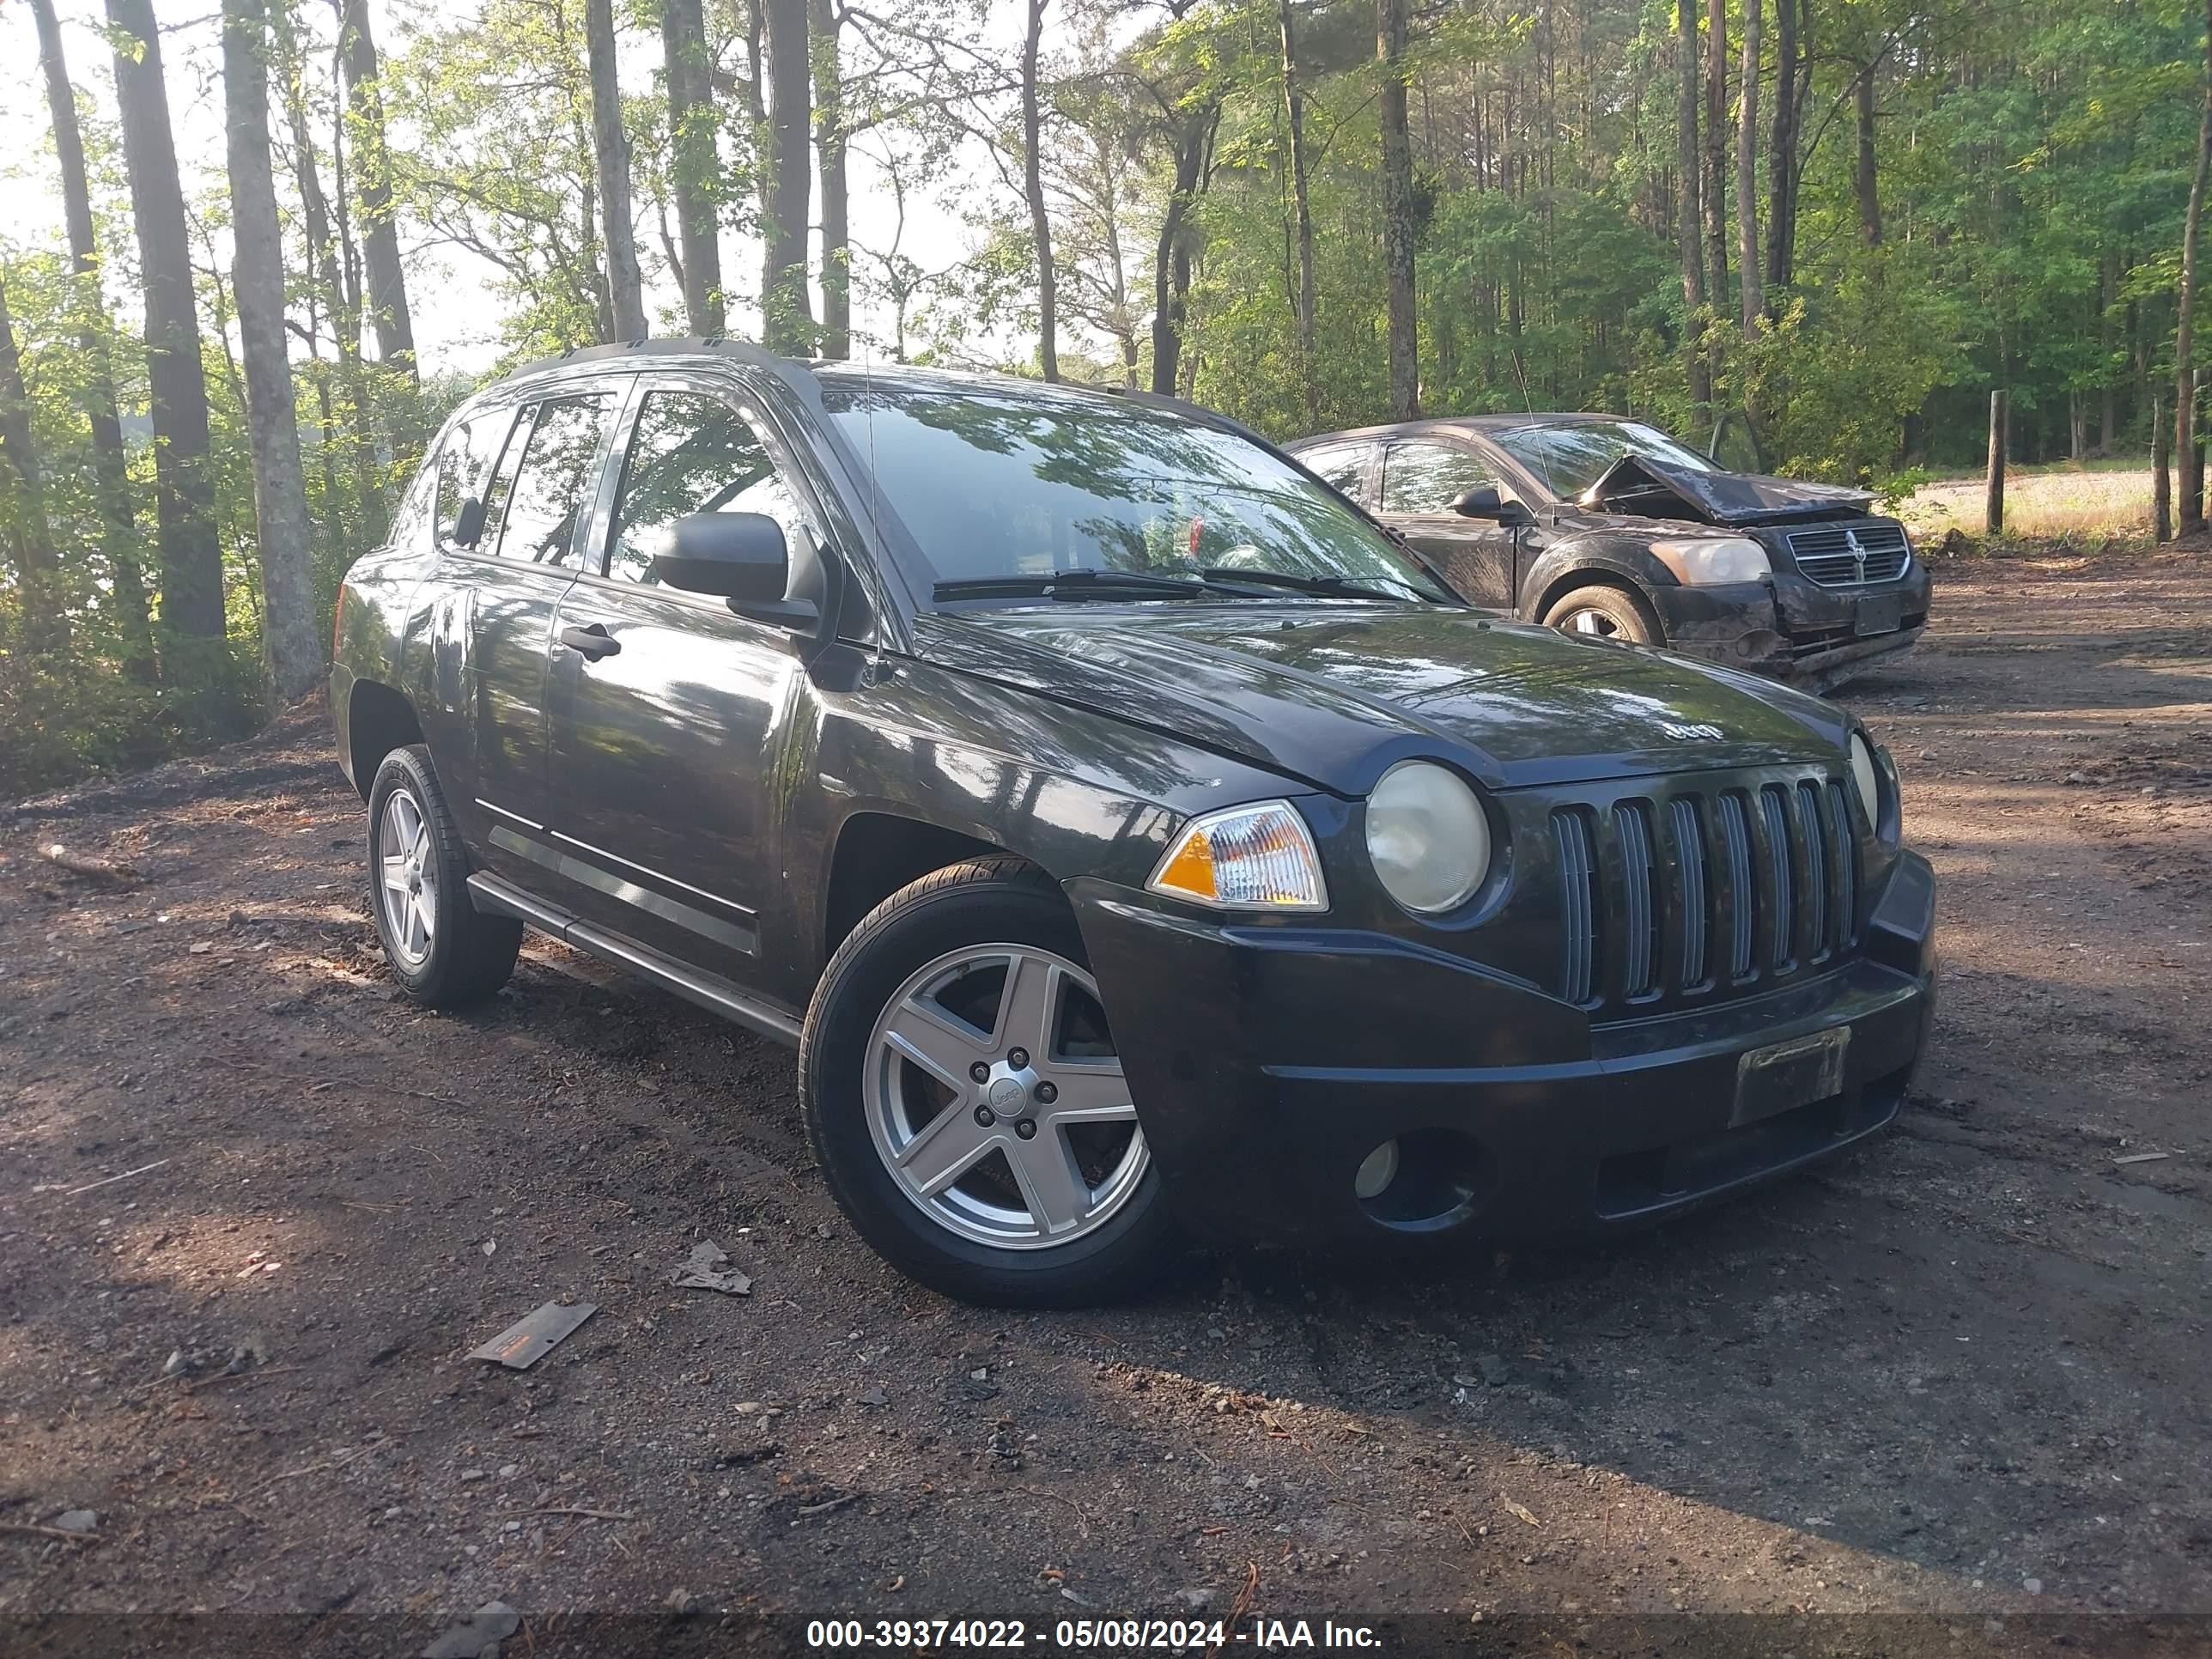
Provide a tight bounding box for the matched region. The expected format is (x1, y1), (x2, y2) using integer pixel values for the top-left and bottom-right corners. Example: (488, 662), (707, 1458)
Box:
(1195, 567), (1424, 602)
(933, 569), (1218, 603)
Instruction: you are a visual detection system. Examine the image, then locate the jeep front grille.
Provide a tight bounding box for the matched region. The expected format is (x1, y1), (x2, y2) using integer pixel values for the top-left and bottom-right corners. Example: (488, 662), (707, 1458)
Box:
(1785, 521), (1911, 586)
(1553, 775), (1863, 1013)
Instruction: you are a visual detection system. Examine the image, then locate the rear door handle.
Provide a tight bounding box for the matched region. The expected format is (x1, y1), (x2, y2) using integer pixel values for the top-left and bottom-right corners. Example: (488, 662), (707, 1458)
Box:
(559, 623), (620, 661)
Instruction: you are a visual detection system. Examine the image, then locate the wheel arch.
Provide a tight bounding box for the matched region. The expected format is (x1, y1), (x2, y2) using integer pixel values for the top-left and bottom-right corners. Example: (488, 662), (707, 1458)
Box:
(823, 811), (1031, 960)
(345, 680), (425, 802)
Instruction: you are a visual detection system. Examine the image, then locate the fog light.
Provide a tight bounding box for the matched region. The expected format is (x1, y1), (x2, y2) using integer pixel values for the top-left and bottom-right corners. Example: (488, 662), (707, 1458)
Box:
(1353, 1139), (1401, 1200)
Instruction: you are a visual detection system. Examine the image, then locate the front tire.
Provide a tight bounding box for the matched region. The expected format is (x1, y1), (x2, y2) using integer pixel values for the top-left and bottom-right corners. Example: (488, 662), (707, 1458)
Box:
(367, 744), (521, 1007)
(800, 857), (1178, 1307)
(1542, 581), (1661, 647)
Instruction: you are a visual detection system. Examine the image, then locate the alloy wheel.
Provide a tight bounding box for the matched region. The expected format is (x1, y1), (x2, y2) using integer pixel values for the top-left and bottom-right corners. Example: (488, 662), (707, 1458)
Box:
(378, 787), (438, 966)
(863, 943), (1146, 1250)
(1563, 606), (1621, 637)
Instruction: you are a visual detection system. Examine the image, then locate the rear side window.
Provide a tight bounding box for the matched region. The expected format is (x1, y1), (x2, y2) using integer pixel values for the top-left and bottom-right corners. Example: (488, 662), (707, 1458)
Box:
(604, 389), (805, 586)
(433, 407), (520, 552)
(1381, 441), (1500, 514)
(491, 393), (617, 566)
(1300, 442), (1369, 501)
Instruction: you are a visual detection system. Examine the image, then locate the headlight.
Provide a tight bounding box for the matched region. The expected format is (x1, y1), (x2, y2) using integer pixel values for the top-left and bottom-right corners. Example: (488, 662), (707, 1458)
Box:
(1649, 537), (1771, 585)
(1849, 732), (1881, 825)
(1148, 800), (1328, 911)
(1364, 761), (1492, 915)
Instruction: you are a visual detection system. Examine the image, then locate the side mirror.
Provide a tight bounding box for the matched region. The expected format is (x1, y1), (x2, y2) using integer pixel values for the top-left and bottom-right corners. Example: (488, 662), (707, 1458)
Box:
(452, 495), (486, 549)
(1449, 486), (1531, 526)
(653, 512), (816, 629)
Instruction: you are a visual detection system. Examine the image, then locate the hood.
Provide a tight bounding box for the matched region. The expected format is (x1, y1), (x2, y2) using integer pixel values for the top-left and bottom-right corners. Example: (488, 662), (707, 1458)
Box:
(916, 603), (1848, 795)
(1582, 454), (1875, 526)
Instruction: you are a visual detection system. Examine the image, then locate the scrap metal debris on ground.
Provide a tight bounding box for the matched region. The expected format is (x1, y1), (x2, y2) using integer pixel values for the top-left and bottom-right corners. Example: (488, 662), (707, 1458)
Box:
(467, 1302), (598, 1370)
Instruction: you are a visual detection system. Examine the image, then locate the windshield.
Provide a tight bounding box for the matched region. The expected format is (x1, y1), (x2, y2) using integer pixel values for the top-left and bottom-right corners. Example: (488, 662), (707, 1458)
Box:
(819, 380), (1447, 603)
(1492, 420), (1717, 500)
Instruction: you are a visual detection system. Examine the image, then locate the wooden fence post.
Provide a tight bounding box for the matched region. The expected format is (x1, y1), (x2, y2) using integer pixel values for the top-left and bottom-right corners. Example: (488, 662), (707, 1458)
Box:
(1984, 390), (2007, 537)
(2154, 394), (2172, 544)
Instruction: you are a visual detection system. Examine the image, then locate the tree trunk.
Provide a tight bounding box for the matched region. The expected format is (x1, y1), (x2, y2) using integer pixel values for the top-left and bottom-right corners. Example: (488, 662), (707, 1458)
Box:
(2154, 394), (2172, 542)
(336, 0), (419, 393)
(1150, 113), (1210, 397)
(0, 276), (67, 653)
(661, 0), (724, 335)
(1020, 0), (1058, 382)
(760, 0), (814, 353)
(1853, 57), (1882, 246)
(223, 0), (322, 704)
(1763, 0), (1798, 299)
(1675, 0), (1710, 408)
(107, 0), (228, 680)
(811, 0), (850, 359)
(1378, 0), (1419, 419)
(32, 0), (151, 676)
(1735, 0), (1762, 331)
(2179, 0), (2212, 536)
(272, 0), (373, 561)
(585, 0), (646, 341)
(1281, 0), (1319, 422)
(2100, 248), (2119, 452)
(1702, 0), (1729, 314)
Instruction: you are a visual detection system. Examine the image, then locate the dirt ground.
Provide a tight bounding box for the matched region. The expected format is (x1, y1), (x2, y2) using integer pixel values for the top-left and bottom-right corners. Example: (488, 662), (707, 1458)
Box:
(3, 545), (2210, 1656)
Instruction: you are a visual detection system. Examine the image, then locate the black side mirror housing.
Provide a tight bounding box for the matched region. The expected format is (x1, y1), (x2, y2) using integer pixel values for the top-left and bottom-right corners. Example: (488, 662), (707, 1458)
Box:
(1449, 486), (1532, 526)
(452, 495), (486, 549)
(653, 512), (816, 629)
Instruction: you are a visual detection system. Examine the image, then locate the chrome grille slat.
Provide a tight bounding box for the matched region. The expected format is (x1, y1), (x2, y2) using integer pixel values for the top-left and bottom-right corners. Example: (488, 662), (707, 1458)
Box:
(1718, 793), (1755, 981)
(1616, 803), (1657, 1000)
(1798, 781), (1829, 961)
(1828, 780), (1858, 947)
(1671, 798), (1709, 990)
(1759, 785), (1795, 971)
(1554, 809), (1597, 1006)
(1785, 520), (1911, 587)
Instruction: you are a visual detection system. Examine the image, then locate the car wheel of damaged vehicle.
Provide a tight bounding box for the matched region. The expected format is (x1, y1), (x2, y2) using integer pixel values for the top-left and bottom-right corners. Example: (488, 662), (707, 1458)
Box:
(801, 856), (1176, 1307)
(366, 744), (521, 1007)
(1543, 583), (1659, 647)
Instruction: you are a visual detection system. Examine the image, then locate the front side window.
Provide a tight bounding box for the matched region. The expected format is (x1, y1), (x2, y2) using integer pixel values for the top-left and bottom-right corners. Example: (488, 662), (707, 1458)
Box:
(604, 390), (805, 586)
(491, 393), (616, 566)
(820, 380), (1444, 602)
(1492, 420), (1716, 500)
(1299, 442), (1370, 501)
(434, 407), (520, 552)
(1381, 441), (1501, 514)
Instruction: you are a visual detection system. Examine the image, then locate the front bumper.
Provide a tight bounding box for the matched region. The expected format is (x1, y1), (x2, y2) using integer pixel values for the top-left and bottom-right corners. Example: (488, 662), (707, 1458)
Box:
(1651, 568), (1931, 691)
(1072, 848), (1936, 1248)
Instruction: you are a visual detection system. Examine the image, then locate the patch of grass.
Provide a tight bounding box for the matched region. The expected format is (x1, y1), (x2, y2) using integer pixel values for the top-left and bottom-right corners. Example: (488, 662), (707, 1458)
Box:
(1902, 465), (2155, 543)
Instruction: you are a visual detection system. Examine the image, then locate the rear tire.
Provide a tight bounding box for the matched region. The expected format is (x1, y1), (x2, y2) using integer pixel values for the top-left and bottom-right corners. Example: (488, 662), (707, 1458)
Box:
(1542, 581), (1661, 647)
(367, 744), (521, 1007)
(800, 857), (1179, 1307)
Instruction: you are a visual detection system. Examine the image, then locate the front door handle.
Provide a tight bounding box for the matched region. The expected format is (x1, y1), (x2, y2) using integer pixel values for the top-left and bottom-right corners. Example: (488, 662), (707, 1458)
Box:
(560, 623), (621, 661)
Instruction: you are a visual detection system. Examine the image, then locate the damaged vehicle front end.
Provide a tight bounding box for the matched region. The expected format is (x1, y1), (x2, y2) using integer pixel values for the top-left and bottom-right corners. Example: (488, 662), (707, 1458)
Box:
(1289, 416), (1932, 692)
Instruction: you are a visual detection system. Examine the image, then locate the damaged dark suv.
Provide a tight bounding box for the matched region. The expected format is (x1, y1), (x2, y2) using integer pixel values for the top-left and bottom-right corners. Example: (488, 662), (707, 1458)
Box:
(331, 343), (1936, 1307)
(1290, 414), (1931, 690)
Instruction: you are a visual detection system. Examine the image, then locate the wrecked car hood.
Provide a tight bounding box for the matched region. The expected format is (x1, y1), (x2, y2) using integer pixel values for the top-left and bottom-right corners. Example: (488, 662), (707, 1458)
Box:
(917, 603), (1848, 796)
(1581, 454), (1875, 526)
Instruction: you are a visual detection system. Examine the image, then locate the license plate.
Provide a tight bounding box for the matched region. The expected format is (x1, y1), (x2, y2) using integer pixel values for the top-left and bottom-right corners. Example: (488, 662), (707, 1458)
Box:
(1731, 1027), (1850, 1127)
(1856, 592), (1903, 636)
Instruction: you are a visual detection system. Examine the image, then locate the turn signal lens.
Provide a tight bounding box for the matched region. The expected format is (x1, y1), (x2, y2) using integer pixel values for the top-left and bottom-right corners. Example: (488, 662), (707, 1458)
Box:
(1147, 800), (1328, 912)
